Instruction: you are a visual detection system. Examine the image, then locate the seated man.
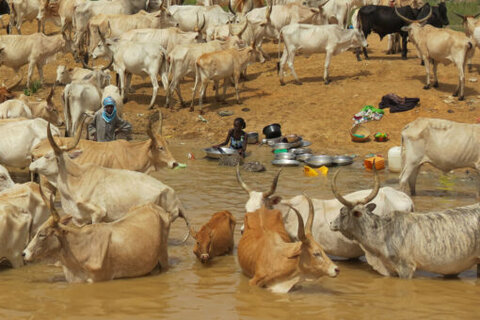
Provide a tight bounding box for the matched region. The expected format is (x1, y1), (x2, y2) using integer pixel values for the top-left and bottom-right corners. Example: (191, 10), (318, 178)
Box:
(88, 96), (132, 142)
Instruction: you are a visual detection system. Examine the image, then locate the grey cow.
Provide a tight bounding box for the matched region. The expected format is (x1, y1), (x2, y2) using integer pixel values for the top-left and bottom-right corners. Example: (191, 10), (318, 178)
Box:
(330, 168), (480, 279)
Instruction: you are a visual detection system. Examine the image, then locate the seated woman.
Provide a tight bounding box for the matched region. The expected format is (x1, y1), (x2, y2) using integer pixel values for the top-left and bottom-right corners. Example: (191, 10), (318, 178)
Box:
(213, 117), (248, 157)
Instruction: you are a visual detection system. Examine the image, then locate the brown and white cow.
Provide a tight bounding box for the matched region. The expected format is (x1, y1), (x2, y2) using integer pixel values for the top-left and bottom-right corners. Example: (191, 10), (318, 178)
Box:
(23, 195), (171, 283)
(0, 76), (22, 103)
(237, 196), (339, 293)
(191, 210), (236, 263)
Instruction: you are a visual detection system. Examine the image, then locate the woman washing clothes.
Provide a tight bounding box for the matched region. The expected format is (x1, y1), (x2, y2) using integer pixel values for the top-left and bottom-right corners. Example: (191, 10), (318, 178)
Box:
(213, 117), (248, 157)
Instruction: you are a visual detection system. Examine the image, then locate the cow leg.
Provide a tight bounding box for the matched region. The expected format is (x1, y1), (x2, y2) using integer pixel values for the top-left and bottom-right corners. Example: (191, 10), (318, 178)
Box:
(174, 86), (185, 108)
(119, 71), (126, 101)
(278, 47), (288, 86)
(432, 60), (439, 88)
(148, 74), (159, 110)
(455, 62), (466, 101)
(401, 34), (408, 60)
(233, 75), (241, 104)
(399, 162), (420, 196)
(362, 46), (369, 60)
(27, 62), (35, 89)
(198, 80), (207, 114)
(285, 50), (301, 85)
(36, 63), (44, 85)
(190, 74), (200, 112)
(221, 79), (228, 103)
(126, 73), (134, 93)
(323, 51), (332, 85)
(395, 262), (415, 279)
(257, 40), (269, 62)
(423, 58), (431, 90)
(214, 80), (220, 101)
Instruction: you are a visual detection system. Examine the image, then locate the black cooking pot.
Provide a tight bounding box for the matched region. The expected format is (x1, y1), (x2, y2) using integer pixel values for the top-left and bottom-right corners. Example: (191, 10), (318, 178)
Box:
(262, 123), (282, 139)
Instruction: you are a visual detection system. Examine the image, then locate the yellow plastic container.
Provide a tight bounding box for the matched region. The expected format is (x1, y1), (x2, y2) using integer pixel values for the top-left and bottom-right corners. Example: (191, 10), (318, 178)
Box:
(304, 165), (319, 177)
(318, 166), (329, 176)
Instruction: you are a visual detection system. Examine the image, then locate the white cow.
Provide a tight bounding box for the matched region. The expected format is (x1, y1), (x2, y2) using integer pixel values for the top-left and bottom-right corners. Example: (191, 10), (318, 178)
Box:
(29, 121), (190, 231)
(278, 23), (367, 85)
(0, 33), (72, 88)
(400, 117), (480, 196)
(8, 0), (60, 34)
(55, 65), (94, 85)
(92, 35), (169, 109)
(168, 5), (234, 36)
(167, 35), (245, 107)
(236, 166), (414, 258)
(0, 86), (64, 126)
(63, 68), (111, 137)
(0, 118), (60, 168)
(0, 165), (15, 192)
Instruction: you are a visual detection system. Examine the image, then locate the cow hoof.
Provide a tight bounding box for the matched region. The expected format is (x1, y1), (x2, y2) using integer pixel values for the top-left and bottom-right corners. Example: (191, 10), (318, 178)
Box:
(402, 56), (407, 60)
(148, 105), (156, 110)
(324, 80), (330, 85)
(279, 81), (285, 86)
(423, 85), (430, 90)
(433, 82), (439, 88)
(189, 107), (194, 112)
(420, 60), (425, 66)
(459, 96), (465, 101)
(452, 92), (458, 97)
(123, 97), (128, 103)
(199, 110), (205, 115)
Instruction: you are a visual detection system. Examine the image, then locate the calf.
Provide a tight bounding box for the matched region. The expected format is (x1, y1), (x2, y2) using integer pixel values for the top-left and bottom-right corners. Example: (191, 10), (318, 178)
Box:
(192, 211), (236, 263)
(23, 196), (171, 283)
(278, 23), (367, 85)
(55, 65), (94, 85)
(191, 44), (258, 114)
(330, 168), (480, 278)
(397, 7), (474, 100)
(238, 196), (339, 293)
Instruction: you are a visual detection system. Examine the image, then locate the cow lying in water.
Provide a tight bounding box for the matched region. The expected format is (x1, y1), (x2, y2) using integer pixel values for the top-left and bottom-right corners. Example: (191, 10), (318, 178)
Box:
(238, 196), (339, 293)
(330, 168), (480, 278)
(23, 194), (171, 283)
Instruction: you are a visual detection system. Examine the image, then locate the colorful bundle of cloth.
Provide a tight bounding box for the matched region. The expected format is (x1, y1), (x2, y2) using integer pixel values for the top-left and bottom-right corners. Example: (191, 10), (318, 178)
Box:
(353, 105), (384, 124)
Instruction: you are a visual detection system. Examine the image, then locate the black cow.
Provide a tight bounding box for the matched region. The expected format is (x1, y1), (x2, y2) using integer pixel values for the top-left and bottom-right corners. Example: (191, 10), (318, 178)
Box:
(0, 0), (10, 34)
(423, 1), (449, 28)
(357, 3), (433, 60)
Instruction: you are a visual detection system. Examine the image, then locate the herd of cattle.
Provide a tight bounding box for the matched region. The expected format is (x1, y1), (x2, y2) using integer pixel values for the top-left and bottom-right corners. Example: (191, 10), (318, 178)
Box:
(0, 0), (479, 293)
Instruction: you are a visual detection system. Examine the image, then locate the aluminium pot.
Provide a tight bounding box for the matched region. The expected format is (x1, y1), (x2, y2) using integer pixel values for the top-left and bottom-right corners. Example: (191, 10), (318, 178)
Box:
(247, 132), (259, 144)
(262, 123), (282, 139)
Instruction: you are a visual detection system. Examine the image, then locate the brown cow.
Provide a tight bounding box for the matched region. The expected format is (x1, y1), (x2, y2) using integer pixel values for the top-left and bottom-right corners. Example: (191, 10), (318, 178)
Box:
(237, 196), (339, 293)
(191, 211), (236, 263)
(0, 76), (22, 103)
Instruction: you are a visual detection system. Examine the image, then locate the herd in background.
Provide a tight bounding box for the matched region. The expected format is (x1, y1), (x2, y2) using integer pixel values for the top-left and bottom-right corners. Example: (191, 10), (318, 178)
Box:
(0, 0), (478, 293)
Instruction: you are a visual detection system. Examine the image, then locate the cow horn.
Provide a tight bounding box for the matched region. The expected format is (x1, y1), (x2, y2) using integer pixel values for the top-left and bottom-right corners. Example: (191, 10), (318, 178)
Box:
(318, 0), (330, 9)
(157, 110), (163, 134)
(263, 169), (281, 198)
(394, 6), (416, 24)
(146, 116), (158, 147)
(47, 122), (62, 155)
(285, 204), (306, 243)
(81, 58), (94, 70)
(245, 0), (254, 13)
(358, 164), (380, 205)
(266, 0), (272, 21)
(101, 57), (114, 71)
(46, 85), (55, 106)
(237, 18), (248, 37)
(97, 26), (105, 43)
(453, 12), (466, 20)
(417, 6), (432, 24)
(228, 0), (236, 15)
(331, 169), (356, 208)
(304, 193), (314, 235)
(5, 74), (23, 91)
(64, 114), (86, 151)
(474, 13), (480, 19)
(49, 194), (61, 224)
(199, 13), (206, 32)
(236, 164), (252, 194)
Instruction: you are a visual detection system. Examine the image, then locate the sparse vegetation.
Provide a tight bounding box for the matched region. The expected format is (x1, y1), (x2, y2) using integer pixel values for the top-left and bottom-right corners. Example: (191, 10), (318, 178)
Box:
(23, 80), (42, 96)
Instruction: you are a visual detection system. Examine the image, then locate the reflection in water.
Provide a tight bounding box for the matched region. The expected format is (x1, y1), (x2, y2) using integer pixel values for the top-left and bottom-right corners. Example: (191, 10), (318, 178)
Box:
(1, 140), (479, 319)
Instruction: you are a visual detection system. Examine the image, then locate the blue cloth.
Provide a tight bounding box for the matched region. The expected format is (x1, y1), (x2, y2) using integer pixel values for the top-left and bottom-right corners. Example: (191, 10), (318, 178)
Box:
(230, 136), (244, 150)
(102, 96), (117, 123)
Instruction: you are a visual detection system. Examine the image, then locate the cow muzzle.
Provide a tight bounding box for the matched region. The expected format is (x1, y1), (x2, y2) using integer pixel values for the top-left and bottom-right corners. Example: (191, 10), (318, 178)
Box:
(329, 220), (340, 232)
(22, 250), (32, 262)
(200, 254), (210, 263)
(328, 265), (340, 278)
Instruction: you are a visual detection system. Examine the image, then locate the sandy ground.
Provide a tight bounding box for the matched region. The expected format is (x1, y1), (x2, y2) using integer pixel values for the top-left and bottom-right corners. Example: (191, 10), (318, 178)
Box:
(1, 18), (479, 157)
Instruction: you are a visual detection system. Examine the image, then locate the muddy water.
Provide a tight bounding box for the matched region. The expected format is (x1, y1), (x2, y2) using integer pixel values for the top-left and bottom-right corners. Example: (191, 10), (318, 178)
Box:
(1, 141), (480, 319)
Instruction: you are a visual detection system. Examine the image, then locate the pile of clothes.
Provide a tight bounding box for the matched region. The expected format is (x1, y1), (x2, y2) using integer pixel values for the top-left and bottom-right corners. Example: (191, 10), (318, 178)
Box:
(378, 93), (420, 113)
(353, 105), (384, 124)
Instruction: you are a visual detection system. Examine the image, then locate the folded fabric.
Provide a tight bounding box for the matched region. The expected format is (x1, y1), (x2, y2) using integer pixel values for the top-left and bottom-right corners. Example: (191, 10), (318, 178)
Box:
(379, 94), (420, 113)
(353, 105), (384, 124)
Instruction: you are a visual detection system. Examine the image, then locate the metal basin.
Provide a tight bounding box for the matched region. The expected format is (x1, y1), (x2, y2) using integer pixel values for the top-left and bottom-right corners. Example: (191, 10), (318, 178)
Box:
(275, 152), (296, 160)
(203, 147), (238, 159)
(299, 140), (312, 147)
(271, 159), (300, 167)
(305, 155), (333, 168)
(272, 142), (294, 150)
(290, 148), (312, 155)
(296, 153), (313, 162)
(261, 136), (284, 146)
(333, 155), (354, 166)
(247, 132), (259, 144)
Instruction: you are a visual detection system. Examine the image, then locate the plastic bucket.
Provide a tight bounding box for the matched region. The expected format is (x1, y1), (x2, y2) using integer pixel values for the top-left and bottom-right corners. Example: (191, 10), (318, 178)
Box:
(388, 146), (402, 173)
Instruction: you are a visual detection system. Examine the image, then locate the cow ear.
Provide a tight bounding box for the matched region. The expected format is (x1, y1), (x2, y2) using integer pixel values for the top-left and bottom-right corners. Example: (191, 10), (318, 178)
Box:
(366, 203), (376, 213)
(401, 26), (409, 32)
(68, 150), (83, 159)
(77, 229), (111, 272)
(68, 68), (73, 72)
(285, 242), (302, 259)
(270, 196), (282, 206)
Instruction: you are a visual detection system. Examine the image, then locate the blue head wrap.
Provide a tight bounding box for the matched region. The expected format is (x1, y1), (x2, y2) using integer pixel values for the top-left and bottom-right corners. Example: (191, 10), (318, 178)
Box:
(102, 96), (117, 123)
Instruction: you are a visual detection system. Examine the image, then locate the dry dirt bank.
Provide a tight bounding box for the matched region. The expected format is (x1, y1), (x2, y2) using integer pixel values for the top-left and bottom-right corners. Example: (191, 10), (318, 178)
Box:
(1, 19), (479, 157)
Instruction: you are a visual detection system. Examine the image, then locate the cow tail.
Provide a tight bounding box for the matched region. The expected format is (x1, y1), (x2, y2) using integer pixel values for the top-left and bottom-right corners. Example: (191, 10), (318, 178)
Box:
(277, 29), (283, 72)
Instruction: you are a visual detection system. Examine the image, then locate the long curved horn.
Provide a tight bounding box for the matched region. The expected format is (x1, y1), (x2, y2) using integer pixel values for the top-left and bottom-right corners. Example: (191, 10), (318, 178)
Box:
(285, 204), (306, 243)
(236, 164), (252, 193)
(245, 0), (253, 14)
(474, 13), (480, 19)
(394, 6), (416, 24)
(194, 12), (200, 32)
(453, 12), (466, 20)
(5, 74), (23, 91)
(146, 115), (157, 146)
(47, 122), (62, 155)
(237, 18), (248, 37)
(101, 57), (114, 71)
(64, 114), (86, 151)
(417, 6), (432, 24)
(358, 165), (380, 205)
(157, 110), (163, 134)
(97, 25), (105, 43)
(263, 169), (281, 198)
(46, 85), (55, 106)
(228, 0), (236, 15)
(199, 13), (206, 32)
(304, 194), (314, 235)
(49, 194), (61, 224)
(331, 169), (355, 208)
(318, 0), (329, 9)
(81, 58), (94, 70)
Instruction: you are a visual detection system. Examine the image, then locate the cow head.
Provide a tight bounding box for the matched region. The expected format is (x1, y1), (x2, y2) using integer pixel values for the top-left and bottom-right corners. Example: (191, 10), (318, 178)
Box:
(0, 76), (22, 103)
(287, 196), (339, 279)
(329, 167), (381, 241)
(152, 7), (179, 28)
(236, 165), (282, 212)
(23, 190), (78, 263)
(454, 12), (480, 37)
(55, 65), (72, 85)
(299, 0), (331, 25)
(29, 116), (85, 180)
(91, 26), (116, 61)
(0, 165), (15, 192)
(191, 225), (213, 263)
(147, 111), (178, 169)
(397, 6), (432, 35)
(38, 86), (64, 127)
